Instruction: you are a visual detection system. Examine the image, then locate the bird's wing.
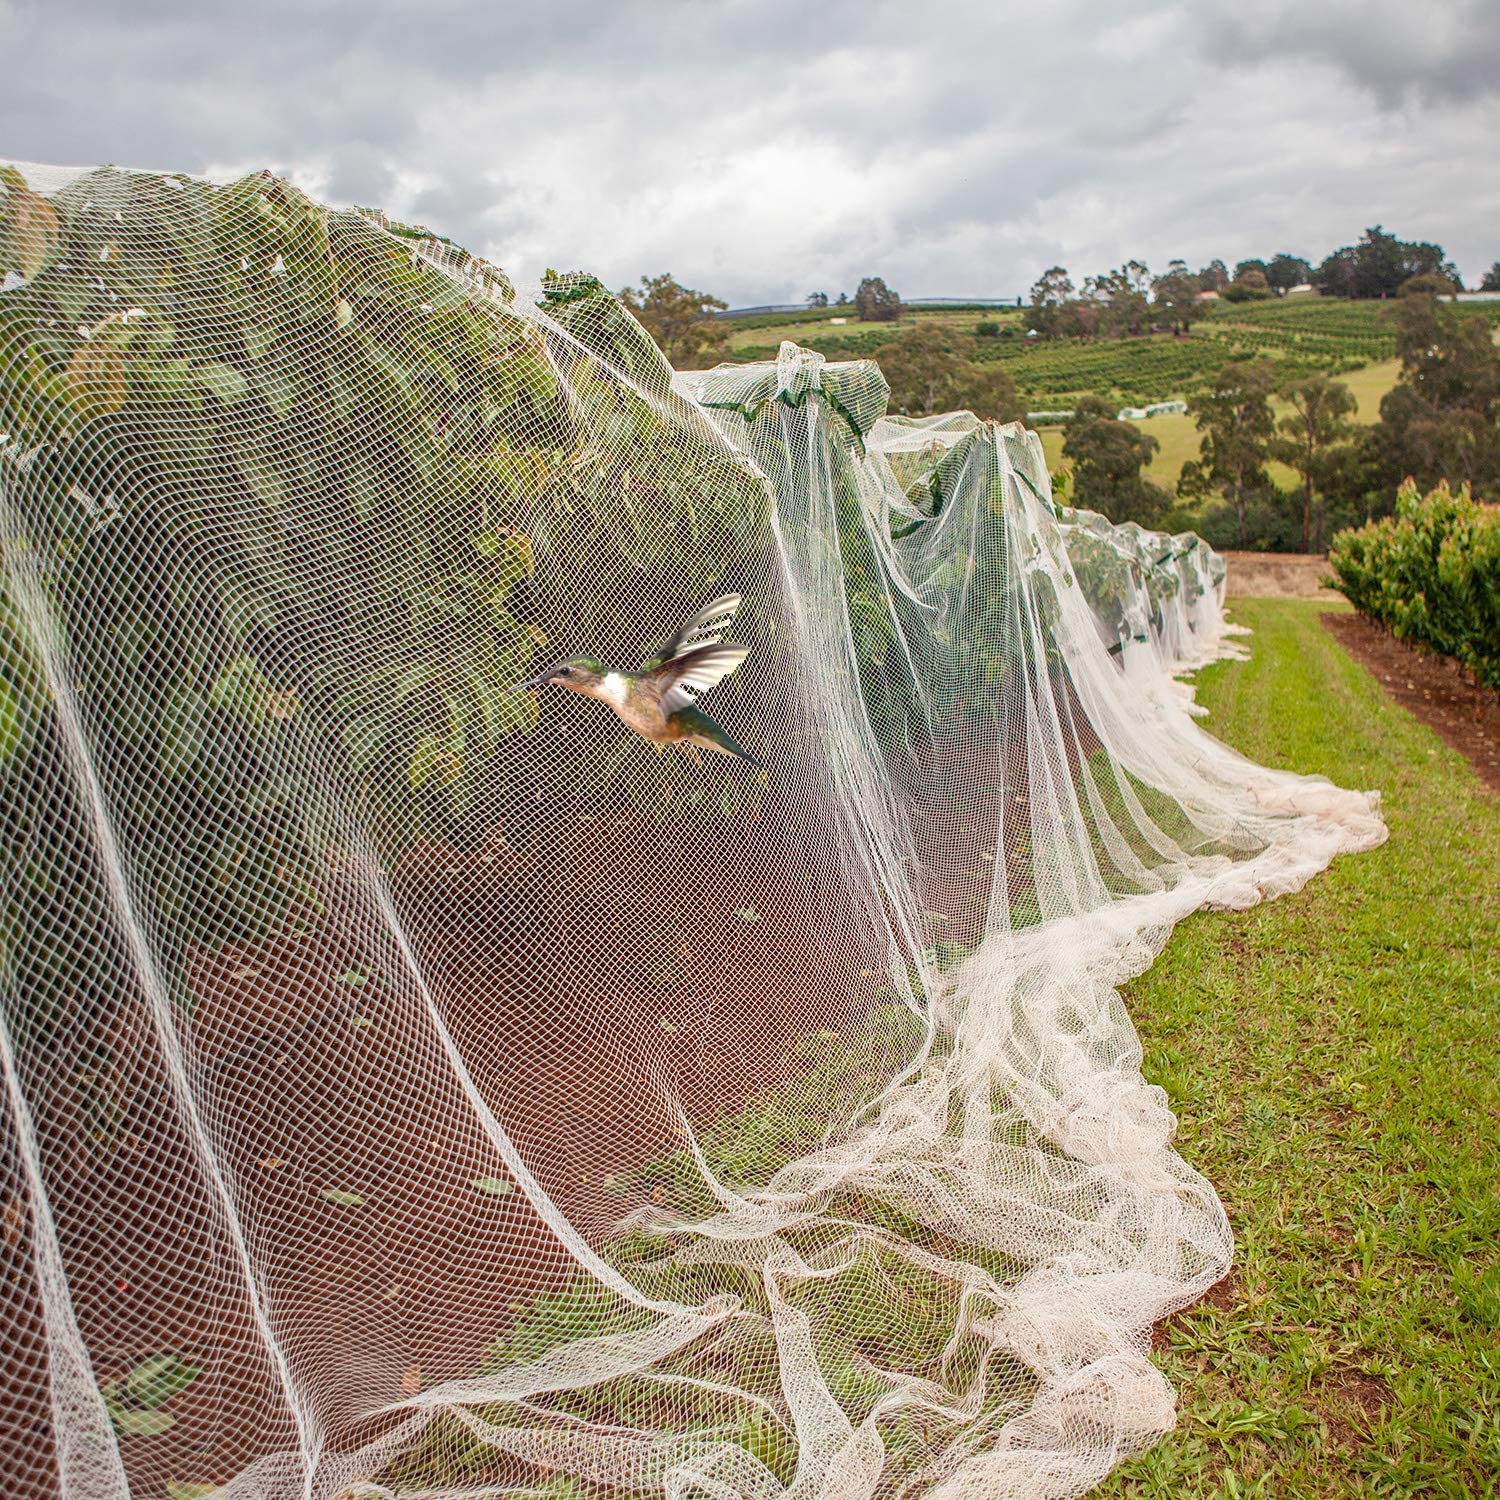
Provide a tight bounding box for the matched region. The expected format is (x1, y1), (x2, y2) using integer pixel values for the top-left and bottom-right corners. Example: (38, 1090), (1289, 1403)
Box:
(651, 641), (751, 715)
(640, 594), (743, 671)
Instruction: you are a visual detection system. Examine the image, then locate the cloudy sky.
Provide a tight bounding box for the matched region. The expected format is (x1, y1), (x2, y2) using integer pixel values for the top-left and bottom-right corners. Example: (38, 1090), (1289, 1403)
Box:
(3, 0), (1497, 306)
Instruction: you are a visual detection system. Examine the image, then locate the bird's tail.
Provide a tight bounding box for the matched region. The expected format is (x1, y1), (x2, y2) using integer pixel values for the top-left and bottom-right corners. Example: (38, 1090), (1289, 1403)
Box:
(688, 720), (761, 768)
(720, 733), (762, 769)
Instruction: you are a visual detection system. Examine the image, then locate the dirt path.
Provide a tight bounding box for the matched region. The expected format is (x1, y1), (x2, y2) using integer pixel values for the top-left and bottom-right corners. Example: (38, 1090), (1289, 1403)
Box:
(1322, 611), (1500, 792)
(1222, 552), (1338, 600)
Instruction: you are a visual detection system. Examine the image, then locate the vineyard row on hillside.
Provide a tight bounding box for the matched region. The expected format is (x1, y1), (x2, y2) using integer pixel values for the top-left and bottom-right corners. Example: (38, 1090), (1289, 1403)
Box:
(726, 301), (1500, 406)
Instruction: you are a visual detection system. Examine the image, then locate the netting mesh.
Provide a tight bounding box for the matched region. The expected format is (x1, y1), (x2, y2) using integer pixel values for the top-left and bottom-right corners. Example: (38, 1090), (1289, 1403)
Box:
(0, 164), (1386, 1500)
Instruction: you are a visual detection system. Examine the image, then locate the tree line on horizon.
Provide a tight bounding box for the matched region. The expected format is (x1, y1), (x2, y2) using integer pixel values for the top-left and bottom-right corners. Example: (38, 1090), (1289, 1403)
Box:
(646, 225), (1500, 334)
(1022, 227), (1480, 344)
(617, 226), (1498, 372)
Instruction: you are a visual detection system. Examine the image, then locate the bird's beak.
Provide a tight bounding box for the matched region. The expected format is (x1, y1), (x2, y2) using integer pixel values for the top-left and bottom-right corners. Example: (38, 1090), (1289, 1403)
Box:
(512, 673), (550, 692)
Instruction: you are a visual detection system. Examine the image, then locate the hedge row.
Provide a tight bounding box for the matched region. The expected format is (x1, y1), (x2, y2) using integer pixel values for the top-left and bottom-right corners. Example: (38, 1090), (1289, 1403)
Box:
(1327, 480), (1500, 689)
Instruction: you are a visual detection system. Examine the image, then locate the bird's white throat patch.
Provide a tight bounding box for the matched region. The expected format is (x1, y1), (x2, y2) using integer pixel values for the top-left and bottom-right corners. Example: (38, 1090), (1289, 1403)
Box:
(599, 672), (629, 707)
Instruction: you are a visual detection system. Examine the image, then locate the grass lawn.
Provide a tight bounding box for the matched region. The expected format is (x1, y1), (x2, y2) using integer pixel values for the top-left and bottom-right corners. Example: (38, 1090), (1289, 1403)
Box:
(1105, 598), (1499, 1498)
(1336, 358), (1404, 423)
(725, 306), (1007, 351)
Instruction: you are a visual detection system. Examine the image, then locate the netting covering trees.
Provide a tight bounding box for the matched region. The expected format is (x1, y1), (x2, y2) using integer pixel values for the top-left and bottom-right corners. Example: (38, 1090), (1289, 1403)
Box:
(0, 164), (1385, 1500)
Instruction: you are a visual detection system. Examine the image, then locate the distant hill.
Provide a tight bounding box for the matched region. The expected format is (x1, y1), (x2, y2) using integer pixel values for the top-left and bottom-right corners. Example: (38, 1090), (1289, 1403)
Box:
(720, 297), (1500, 410)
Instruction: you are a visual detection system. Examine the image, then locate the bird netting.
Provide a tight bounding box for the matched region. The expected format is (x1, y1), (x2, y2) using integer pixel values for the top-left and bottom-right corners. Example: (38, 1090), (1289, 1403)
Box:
(0, 163), (1386, 1500)
(864, 412), (1241, 685)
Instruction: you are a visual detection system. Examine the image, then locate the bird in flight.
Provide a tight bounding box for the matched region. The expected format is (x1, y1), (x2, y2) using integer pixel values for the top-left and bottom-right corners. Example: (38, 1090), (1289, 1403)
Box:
(514, 594), (759, 765)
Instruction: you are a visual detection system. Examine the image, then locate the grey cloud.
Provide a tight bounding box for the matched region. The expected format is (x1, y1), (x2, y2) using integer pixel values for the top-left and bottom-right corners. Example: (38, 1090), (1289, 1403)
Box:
(1189, 0), (1500, 107)
(3, 0), (1498, 302)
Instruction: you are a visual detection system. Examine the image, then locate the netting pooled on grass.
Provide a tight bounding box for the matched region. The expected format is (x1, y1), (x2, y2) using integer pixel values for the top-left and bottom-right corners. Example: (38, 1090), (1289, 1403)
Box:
(1, 164), (1385, 1500)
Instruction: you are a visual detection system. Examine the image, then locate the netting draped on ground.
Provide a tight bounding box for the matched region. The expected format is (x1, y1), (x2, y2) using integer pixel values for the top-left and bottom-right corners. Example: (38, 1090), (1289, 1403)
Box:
(0, 164), (1385, 1500)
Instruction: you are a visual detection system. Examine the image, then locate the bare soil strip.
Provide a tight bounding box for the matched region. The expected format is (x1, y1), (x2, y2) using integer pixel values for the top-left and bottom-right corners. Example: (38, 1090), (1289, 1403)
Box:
(1223, 552), (1339, 600)
(1322, 610), (1500, 792)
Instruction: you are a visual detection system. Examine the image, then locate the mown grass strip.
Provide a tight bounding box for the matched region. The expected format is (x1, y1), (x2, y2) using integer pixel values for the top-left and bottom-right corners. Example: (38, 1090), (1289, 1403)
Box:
(1106, 598), (1499, 1499)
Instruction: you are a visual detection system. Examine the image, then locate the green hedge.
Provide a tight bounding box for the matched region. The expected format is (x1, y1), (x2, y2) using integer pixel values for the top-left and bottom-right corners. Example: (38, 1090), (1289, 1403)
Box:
(1327, 480), (1500, 689)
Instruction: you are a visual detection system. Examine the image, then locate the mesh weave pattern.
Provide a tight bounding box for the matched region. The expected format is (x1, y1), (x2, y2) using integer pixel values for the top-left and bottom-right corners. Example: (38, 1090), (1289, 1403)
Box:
(0, 164), (1385, 1500)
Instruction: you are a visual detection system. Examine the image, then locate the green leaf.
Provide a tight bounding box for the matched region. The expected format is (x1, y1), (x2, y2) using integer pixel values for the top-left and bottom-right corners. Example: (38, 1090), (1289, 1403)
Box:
(131, 354), (200, 406)
(166, 1484), (217, 1500)
(256, 366), (297, 420)
(734, 906), (760, 923)
(159, 685), (207, 777)
(210, 656), (265, 724)
(346, 457), (384, 520)
(408, 734), (440, 790)
(111, 1407), (177, 1437)
(192, 361), (249, 406)
(124, 1353), (199, 1410)
(471, 528), (535, 599)
(337, 968), (367, 987)
(471, 1176), (513, 1197)
(0, 676), (24, 764)
(318, 1188), (365, 1207)
(340, 712), (389, 775)
(235, 456), (285, 509)
(243, 323), (275, 361)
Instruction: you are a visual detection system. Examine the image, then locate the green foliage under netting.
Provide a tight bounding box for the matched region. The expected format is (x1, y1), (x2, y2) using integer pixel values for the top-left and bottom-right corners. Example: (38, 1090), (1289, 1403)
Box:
(1059, 525), (1143, 648)
(0, 167), (551, 920)
(1327, 480), (1500, 690)
(0, 166), (767, 963)
(858, 420), (1053, 717)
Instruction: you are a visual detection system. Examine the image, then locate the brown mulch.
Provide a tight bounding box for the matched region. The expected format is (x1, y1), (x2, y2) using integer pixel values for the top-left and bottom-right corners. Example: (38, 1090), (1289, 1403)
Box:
(1152, 1270), (1241, 1353)
(1319, 1369), (1393, 1448)
(6, 805), (898, 1498)
(1322, 610), (1500, 792)
(1223, 552), (1340, 601)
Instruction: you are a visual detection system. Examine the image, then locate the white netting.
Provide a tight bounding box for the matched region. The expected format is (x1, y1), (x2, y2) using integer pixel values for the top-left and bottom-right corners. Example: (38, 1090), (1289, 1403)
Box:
(0, 164), (1385, 1500)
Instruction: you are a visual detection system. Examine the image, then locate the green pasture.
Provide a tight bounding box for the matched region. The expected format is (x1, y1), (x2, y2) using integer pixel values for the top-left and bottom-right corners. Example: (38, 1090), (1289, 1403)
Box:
(724, 305), (1012, 351)
(721, 303), (1500, 490)
(1038, 354), (1409, 493)
(1039, 409), (1209, 491)
(1108, 598), (1499, 1498)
